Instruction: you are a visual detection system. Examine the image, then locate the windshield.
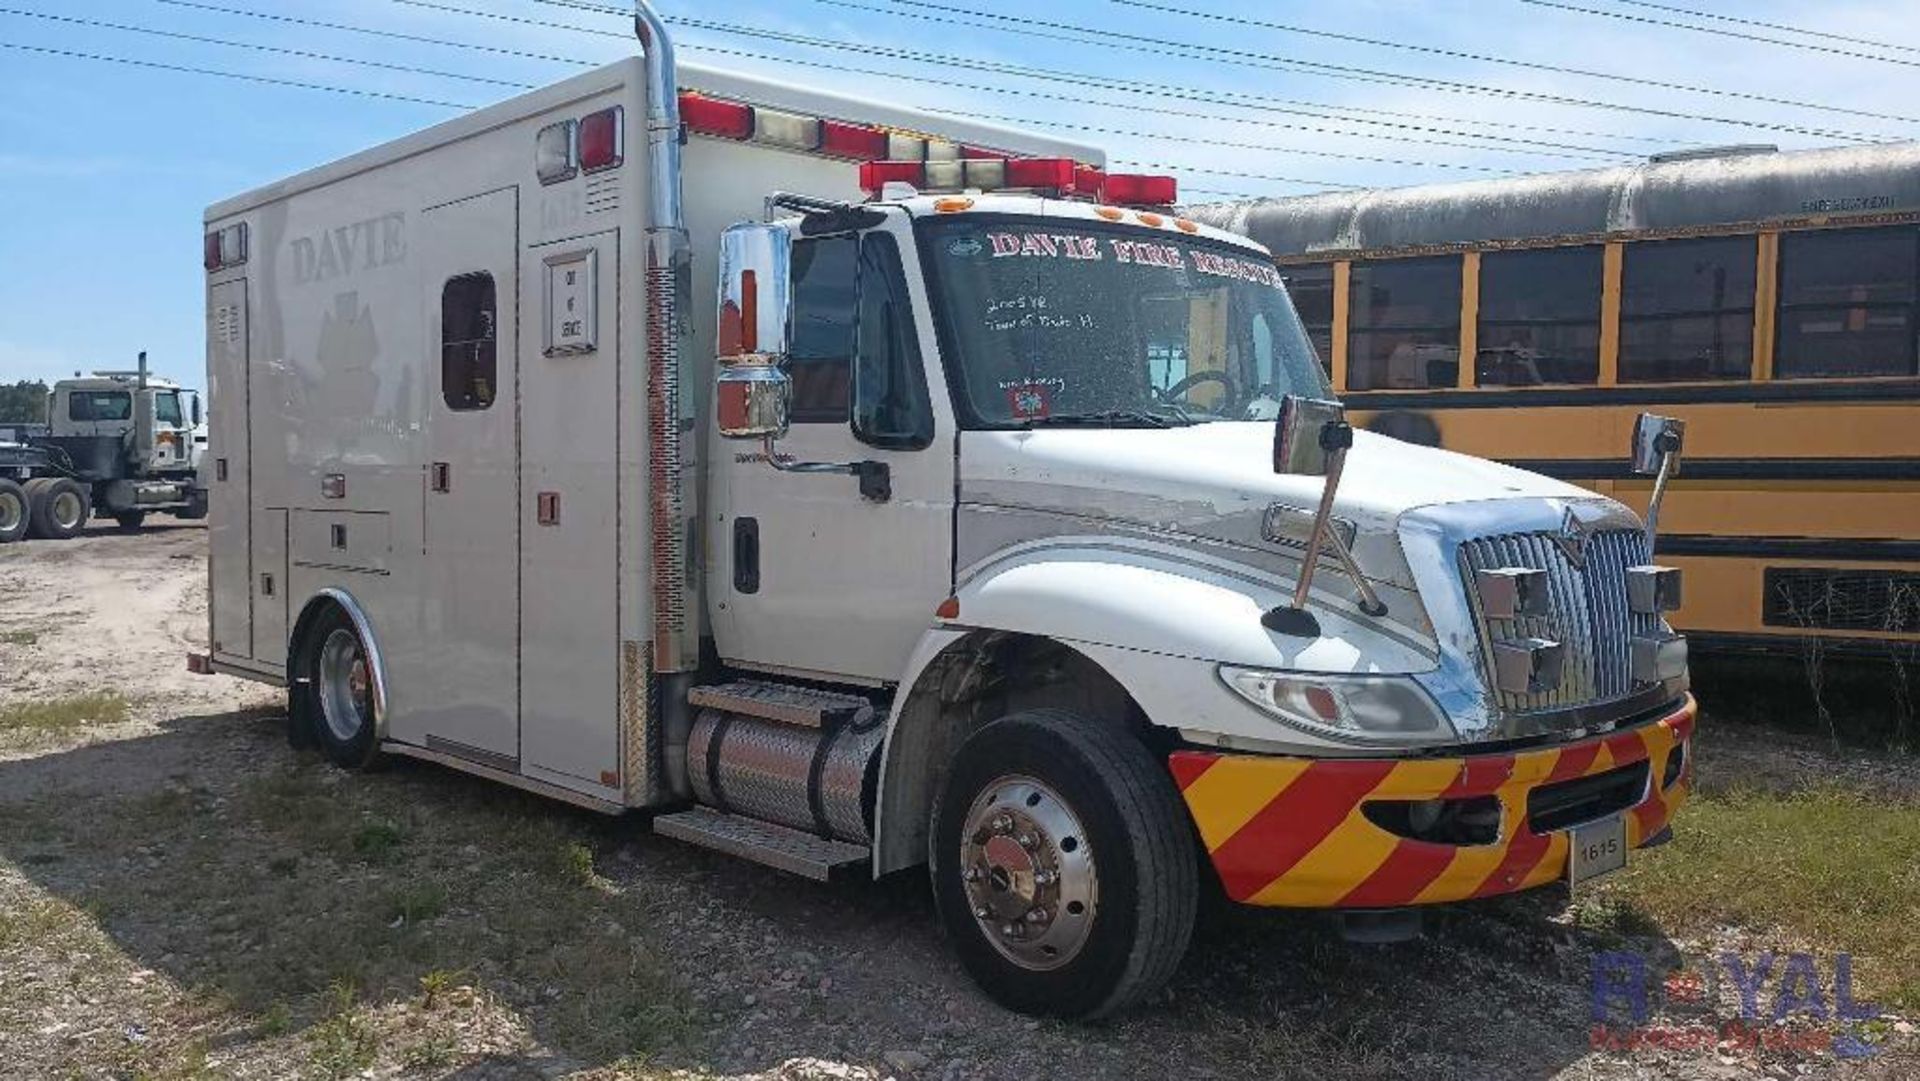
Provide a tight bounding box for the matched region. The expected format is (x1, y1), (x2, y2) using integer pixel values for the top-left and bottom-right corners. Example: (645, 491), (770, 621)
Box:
(918, 216), (1330, 428)
(155, 391), (183, 427)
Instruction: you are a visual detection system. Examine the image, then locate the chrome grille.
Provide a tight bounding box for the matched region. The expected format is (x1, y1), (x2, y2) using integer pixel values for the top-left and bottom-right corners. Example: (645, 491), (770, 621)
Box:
(1459, 529), (1661, 714)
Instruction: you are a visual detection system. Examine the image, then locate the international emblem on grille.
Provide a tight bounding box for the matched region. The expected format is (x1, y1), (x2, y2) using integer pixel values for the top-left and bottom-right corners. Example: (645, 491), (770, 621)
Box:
(1554, 506), (1594, 568)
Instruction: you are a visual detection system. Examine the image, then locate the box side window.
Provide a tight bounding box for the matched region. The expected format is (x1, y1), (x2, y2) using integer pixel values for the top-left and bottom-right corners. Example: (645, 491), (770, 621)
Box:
(441, 272), (498, 411)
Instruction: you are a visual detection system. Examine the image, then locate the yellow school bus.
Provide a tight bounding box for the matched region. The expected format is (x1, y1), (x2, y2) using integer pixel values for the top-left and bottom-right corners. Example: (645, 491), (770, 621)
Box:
(1193, 143), (1920, 659)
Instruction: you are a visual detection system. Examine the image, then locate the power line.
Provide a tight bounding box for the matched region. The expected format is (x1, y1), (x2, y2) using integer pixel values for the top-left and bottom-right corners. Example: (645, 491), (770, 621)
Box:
(0, 6), (532, 88)
(513, 0), (1639, 158)
(1112, 160), (1361, 192)
(943, 110), (1518, 175)
(796, 0), (1683, 148)
(1521, 0), (1920, 70)
(0, 39), (474, 107)
(1607, 0), (1920, 56)
(0, 37), (1298, 199)
(1111, 0), (1920, 128)
(801, 0), (1912, 142)
(152, 0), (591, 66)
(138, 0), (1609, 172)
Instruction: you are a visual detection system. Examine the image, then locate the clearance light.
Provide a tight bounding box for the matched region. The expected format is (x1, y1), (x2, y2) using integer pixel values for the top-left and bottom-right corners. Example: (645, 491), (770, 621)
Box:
(680, 93), (752, 139)
(536, 119), (578, 185)
(579, 106), (624, 173)
(205, 223), (247, 272)
(1102, 173), (1178, 206)
(821, 119), (888, 160)
(752, 106), (820, 151)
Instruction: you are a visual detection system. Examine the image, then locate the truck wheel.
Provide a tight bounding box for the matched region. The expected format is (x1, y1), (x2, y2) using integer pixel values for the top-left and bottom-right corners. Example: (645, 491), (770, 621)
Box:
(114, 511), (147, 532)
(176, 489), (209, 520)
(931, 709), (1198, 1019)
(27, 477), (91, 540)
(289, 606), (381, 769)
(0, 479), (28, 542)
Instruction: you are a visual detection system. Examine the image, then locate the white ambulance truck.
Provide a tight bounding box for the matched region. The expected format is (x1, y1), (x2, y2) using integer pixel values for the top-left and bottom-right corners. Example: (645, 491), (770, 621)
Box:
(201, 3), (1698, 1017)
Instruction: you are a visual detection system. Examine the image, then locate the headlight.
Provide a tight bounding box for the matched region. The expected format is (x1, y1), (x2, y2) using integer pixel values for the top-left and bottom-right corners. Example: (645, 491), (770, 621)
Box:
(1218, 666), (1458, 746)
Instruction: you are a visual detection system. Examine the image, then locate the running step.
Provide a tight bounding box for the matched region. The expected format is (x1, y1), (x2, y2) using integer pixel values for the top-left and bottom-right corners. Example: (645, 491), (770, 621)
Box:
(653, 806), (869, 882)
(686, 679), (872, 729)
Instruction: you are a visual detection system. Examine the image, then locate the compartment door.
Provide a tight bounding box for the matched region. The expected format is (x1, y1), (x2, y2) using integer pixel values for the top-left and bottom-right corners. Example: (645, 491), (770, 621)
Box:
(206, 278), (251, 660)
(418, 188), (521, 765)
(519, 233), (621, 788)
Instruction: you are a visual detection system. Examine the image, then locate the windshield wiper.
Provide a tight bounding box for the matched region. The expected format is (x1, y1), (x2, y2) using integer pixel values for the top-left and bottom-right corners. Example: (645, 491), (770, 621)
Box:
(1022, 409), (1180, 429)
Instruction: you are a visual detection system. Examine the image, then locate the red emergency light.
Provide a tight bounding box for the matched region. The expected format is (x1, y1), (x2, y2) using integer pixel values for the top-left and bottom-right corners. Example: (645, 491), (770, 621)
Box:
(679, 93), (753, 140)
(579, 106), (624, 173)
(1101, 173), (1179, 206)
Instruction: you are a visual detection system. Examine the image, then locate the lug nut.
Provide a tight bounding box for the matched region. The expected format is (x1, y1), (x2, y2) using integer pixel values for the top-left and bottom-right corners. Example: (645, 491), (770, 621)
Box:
(991, 813), (1014, 833)
(963, 866), (981, 882)
(1034, 869), (1058, 886)
(1017, 833), (1038, 850)
(974, 906), (990, 919)
(1026, 907), (1050, 924)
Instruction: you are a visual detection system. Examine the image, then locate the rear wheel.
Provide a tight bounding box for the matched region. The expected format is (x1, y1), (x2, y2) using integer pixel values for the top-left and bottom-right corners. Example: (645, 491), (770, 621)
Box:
(27, 477), (90, 540)
(0, 479), (28, 542)
(290, 606), (381, 768)
(114, 511), (147, 532)
(931, 709), (1198, 1018)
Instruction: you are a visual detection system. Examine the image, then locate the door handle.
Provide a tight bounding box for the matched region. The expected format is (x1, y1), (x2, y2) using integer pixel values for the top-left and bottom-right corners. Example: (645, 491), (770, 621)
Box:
(430, 462), (450, 492)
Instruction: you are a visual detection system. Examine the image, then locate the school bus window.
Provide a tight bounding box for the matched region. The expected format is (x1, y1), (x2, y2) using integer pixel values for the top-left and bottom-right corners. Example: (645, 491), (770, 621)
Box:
(1347, 256), (1461, 390)
(1619, 235), (1755, 383)
(1477, 245), (1602, 386)
(440, 272), (497, 411)
(1279, 263), (1334, 373)
(1775, 225), (1920, 379)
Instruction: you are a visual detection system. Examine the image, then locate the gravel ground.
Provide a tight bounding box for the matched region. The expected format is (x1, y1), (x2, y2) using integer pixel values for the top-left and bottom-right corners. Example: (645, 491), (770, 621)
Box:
(1, 522), (1915, 1080)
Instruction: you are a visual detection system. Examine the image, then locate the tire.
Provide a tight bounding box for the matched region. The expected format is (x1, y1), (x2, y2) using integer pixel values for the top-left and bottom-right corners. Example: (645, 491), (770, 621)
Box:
(114, 511), (147, 532)
(175, 488), (209, 520)
(0, 479), (28, 543)
(289, 605), (381, 769)
(931, 709), (1198, 1019)
(27, 477), (91, 540)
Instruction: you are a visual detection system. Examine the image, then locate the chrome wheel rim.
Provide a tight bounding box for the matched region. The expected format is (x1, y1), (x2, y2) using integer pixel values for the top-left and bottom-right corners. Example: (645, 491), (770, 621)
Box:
(50, 491), (83, 530)
(0, 491), (20, 533)
(959, 774), (1098, 971)
(317, 628), (372, 743)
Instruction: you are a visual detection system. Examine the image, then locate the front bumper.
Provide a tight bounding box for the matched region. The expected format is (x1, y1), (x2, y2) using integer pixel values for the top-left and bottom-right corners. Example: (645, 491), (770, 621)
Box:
(1168, 695), (1696, 907)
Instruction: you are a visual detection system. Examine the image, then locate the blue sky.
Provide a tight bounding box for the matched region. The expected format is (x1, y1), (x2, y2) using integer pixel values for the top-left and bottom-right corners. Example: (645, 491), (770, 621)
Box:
(2, 0), (1915, 388)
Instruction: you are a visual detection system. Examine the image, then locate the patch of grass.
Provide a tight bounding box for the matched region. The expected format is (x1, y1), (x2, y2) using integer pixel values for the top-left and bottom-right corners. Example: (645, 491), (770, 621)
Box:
(552, 839), (598, 885)
(0, 691), (129, 737)
(1599, 782), (1920, 1008)
(417, 967), (467, 1010)
(350, 818), (404, 861)
(0, 629), (38, 646)
(306, 979), (379, 1079)
(384, 882), (449, 926)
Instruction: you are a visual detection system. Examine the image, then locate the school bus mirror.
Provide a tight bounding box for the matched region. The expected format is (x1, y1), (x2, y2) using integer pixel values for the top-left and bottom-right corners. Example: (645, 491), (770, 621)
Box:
(1631, 413), (1685, 476)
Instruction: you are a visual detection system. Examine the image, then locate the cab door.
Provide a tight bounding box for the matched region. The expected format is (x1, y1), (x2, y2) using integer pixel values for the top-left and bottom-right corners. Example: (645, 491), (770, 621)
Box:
(416, 188), (521, 765)
(714, 218), (953, 683)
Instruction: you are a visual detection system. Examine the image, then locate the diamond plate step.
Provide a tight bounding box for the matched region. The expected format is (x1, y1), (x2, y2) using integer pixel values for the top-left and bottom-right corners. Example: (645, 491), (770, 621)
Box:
(686, 679), (872, 729)
(654, 806), (869, 881)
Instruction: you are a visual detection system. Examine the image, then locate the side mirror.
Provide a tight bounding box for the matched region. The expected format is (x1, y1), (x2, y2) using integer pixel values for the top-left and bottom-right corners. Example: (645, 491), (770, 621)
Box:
(1272, 395), (1348, 476)
(715, 363), (791, 441)
(1264, 395), (1384, 635)
(1631, 413), (1685, 476)
(714, 221), (794, 442)
(1631, 413), (1684, 553)
(191, 393), (203, 427)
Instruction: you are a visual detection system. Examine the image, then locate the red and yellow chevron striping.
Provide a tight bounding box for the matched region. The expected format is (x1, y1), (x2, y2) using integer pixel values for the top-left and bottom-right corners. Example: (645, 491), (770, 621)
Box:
(1169, 695), (1696, 908)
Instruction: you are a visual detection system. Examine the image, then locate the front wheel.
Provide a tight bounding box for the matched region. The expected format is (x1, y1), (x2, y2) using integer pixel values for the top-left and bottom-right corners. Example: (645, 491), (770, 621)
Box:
(931, 709), (1198, 1018)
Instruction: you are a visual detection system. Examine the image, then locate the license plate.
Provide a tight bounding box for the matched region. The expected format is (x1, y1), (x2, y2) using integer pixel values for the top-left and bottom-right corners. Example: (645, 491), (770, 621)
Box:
(1568, 814), (1628, 887)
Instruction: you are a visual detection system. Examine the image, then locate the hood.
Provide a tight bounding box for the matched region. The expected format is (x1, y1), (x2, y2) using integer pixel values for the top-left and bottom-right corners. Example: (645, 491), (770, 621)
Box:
(961, 422), (1591, 537)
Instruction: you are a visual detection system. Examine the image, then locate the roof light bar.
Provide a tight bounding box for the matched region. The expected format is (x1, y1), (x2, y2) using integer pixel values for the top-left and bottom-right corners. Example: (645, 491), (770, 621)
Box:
(1102, 173), (1178, 207)
(821, 119), (888, 160)
(679, 93), (752, 139)
(752, 106), (820, 151)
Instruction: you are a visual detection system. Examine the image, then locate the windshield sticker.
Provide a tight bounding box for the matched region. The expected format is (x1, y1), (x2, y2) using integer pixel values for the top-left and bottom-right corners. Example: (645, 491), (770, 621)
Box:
(947, 235), (984, 257)
(986, 233), (1104, 260)
(1002, 379), (1058, 420)
(1190, 249), (1284, 288)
